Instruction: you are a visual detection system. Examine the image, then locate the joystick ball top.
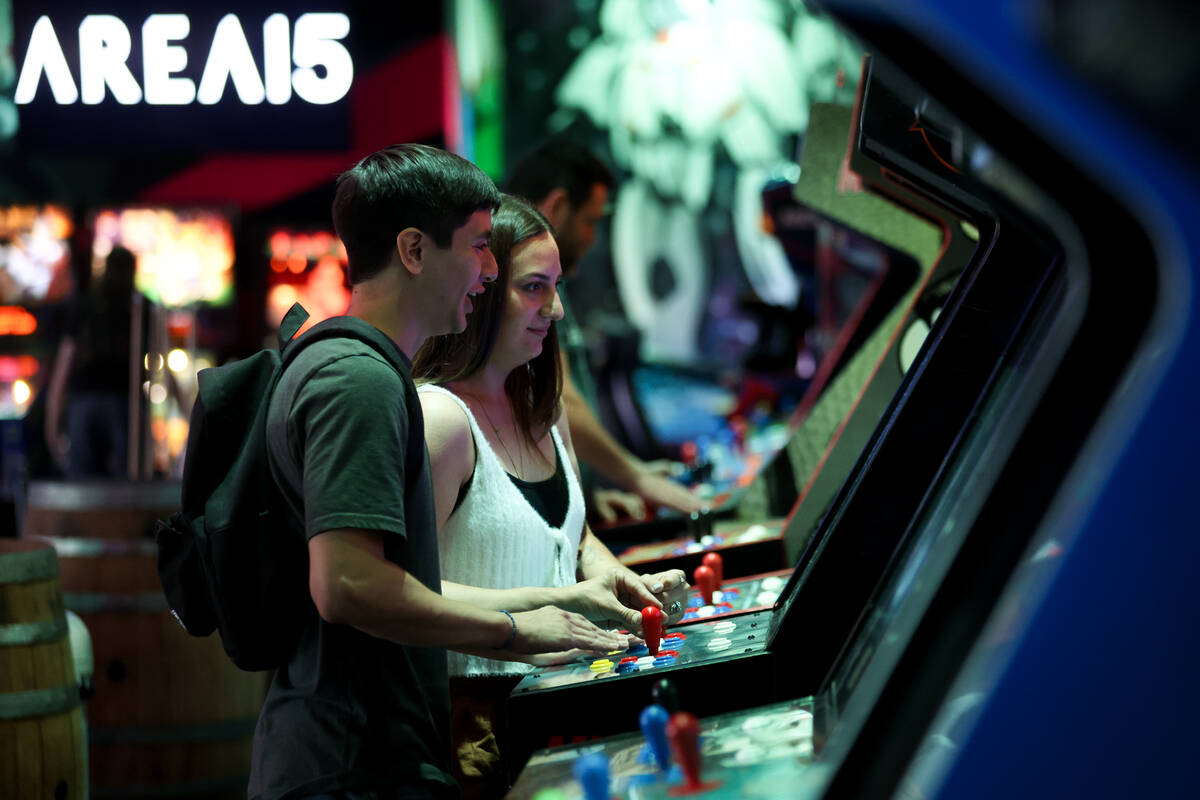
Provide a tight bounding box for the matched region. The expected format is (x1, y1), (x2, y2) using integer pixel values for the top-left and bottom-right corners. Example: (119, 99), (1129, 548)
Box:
(666, 711), (703, 788)
(693, 565), (716, 605)
(701, 552), (723, 587)
(652, 677), (680, 713)
(642, 606), (664, 655)
(572, 752), (609, 800)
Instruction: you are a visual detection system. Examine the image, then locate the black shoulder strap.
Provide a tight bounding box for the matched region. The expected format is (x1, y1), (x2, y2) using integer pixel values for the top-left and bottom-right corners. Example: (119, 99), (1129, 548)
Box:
(277, 302), (310, 350)
(278, 303), (410, 377)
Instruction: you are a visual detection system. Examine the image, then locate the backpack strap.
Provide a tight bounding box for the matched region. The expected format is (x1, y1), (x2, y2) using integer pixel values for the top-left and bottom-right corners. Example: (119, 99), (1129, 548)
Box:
(278, 303), (311, 350)
(281, 312), (412, 376)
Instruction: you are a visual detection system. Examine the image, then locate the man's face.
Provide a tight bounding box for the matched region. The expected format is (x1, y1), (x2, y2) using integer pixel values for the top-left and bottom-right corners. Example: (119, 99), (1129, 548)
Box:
(421, 209), (497, 336)
(556, 183), (608, 278)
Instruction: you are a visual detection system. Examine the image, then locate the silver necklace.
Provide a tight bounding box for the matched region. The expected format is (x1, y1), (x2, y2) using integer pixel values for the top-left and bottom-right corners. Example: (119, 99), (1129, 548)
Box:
(470, 395), (526, 477)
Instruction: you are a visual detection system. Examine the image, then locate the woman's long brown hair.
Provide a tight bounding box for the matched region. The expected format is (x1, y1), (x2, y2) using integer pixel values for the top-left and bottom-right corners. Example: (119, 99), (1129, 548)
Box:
(413, 194), (563, 448)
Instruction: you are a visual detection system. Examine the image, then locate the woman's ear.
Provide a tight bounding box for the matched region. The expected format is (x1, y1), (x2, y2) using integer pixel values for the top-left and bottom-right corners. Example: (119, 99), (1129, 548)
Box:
(397, 228), (424, 275)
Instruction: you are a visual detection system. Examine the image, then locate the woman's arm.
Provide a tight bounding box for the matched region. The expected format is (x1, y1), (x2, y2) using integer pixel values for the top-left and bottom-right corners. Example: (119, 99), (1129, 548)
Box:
(419, 389), (477, 531)
(556, 402), (689, 621)
(44, 336), (75, 473)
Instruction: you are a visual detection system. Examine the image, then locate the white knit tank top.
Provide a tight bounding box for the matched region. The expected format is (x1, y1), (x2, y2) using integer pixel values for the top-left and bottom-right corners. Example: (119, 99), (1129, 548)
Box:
(417, 384), (586, 678)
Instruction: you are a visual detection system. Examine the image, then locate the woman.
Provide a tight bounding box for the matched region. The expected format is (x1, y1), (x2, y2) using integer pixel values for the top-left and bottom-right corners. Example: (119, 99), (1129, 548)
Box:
(413, 195), (687, 796)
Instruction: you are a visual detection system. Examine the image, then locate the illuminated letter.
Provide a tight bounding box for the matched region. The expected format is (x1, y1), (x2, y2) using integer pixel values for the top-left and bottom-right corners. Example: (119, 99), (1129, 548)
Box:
(79, 15), (142, 105)
(263, 14), (291, 104)
(143, 15), (195, 105)
(292, 13), (352, 105)
(197, 14), (265, 105)
(14, 16), (78, 104)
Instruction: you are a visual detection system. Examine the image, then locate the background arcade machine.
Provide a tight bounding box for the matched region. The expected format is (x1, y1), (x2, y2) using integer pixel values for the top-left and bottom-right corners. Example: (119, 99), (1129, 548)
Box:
(615, 96), (976, 588)
(503, 58), (1068, 778)
(503, 1), (1200, 795)
(262, 226), (351, 337)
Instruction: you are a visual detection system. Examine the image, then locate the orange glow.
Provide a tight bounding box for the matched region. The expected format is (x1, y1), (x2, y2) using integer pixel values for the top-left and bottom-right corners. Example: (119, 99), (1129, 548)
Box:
(269, 231), (292, 258)
(0, 306), (38, 336)
(287, 253), (307, 273)
(270, 257), (288, 273)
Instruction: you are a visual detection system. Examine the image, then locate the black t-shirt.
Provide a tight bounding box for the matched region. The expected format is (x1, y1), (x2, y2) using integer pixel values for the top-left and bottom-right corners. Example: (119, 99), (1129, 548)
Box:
(66, 293), (132, 395)
(250, 334), (454, 799)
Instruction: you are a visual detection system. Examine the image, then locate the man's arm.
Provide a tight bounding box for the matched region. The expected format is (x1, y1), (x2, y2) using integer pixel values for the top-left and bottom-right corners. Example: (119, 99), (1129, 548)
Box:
(308, 528), (627, 657)
(560, 352), (704, 516)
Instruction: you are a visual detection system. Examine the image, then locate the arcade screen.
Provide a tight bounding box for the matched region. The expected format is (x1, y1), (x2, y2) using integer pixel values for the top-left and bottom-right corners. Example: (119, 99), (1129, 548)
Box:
(630, 209), (921, 504)
(264, 228), (350, 334)
(91, 207), (235, 307)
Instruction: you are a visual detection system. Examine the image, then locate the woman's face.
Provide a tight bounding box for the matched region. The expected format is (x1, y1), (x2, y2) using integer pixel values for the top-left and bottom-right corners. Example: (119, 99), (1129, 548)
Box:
(491, 232), (564, 371)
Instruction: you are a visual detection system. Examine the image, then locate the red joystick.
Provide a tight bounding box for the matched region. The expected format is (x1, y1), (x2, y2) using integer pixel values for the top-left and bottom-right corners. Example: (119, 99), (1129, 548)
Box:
(701, 552), (723, 589)
(693, 565), (716, 606)
(666, 711), (721, 796)
(642, 606), (664, 656)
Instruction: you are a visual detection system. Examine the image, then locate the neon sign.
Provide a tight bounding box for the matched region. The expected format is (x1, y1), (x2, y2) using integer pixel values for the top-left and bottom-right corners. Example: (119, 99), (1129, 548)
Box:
(15, 12), (353, 106)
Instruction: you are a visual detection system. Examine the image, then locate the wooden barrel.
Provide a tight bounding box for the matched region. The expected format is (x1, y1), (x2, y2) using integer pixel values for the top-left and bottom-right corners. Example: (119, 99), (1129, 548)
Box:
(0, 538), (88, 800)
(24, 480), (270, 799)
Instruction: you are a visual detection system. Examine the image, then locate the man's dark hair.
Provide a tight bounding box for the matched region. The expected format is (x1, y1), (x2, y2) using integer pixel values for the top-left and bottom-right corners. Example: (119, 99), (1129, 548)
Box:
(505, 137), (615, 209)
(413, 194), (563, 446)
(332, 143), (501, 284)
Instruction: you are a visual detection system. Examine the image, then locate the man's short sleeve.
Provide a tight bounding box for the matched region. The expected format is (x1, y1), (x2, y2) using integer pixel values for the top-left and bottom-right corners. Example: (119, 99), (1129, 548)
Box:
(289, 351), (411, 540)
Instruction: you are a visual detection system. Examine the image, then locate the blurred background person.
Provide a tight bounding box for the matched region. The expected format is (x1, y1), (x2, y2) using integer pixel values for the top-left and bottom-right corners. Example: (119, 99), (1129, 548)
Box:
(44, 244), (136, 478)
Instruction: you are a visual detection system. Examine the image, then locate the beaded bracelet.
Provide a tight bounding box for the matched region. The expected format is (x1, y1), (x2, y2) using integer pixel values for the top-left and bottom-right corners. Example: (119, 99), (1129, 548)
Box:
(494, 609), (517, 650)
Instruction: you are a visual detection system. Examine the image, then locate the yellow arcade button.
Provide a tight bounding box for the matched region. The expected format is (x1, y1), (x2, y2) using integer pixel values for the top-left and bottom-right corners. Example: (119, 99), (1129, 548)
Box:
(589, 659), (615, 673)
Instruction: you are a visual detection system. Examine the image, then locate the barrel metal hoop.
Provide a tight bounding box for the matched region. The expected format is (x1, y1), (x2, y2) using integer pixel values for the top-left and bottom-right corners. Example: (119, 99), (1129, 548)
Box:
(0, 684), (80, 719)
(0, 545), (60, 583)
(0, 618), (68, 645)
(63, 592), (168, 613)
(89, 715), (261, 744)
(27, 480), (181, 511)
(42, 536), (160, 558)
(90, 774), (250, 799)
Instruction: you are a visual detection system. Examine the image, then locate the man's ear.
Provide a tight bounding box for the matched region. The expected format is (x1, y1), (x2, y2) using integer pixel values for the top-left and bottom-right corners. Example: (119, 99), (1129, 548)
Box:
(540, 188), (573, 229)
(396, 228), (424, 276)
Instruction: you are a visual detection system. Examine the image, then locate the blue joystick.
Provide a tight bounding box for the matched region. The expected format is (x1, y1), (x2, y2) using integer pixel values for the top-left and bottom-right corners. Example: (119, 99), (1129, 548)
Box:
(573, 751), (609, 800)
(639, 703), (671, 770)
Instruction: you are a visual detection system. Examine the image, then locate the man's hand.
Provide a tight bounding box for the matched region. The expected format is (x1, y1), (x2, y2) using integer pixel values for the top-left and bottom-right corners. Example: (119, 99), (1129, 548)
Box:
(591, 488), (648, 524)
(632, 469), (706, 515)
(508, 606), (629, 655)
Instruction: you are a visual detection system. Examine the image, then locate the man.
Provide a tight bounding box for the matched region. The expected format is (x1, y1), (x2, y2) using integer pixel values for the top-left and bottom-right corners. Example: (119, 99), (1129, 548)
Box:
(250, 144), (673, 800)
(506, 138), (705, 523)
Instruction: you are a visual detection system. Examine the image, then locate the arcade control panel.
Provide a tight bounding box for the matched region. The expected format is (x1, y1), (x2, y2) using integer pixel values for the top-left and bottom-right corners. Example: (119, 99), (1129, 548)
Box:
(676, 566), (791, 626)
(507, 587), (783, 770)
(619, 519), (787, 579)
(507, 696), (815, 799)
(513, 611), (771, 693)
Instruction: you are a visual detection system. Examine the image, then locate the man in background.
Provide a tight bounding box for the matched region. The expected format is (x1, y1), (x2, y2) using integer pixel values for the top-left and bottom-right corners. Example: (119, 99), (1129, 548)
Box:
(506, 138), (704, 523)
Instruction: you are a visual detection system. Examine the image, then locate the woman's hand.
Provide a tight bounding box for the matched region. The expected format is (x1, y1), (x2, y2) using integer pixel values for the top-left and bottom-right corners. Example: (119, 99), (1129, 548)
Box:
(555, 569), (665, 633)
(638, 569), (690, 624)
